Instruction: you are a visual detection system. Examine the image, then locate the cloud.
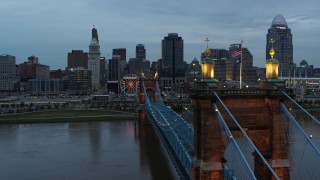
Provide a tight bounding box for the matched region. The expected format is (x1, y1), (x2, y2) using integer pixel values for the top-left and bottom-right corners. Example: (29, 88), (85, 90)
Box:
(1, 0), (320, 69)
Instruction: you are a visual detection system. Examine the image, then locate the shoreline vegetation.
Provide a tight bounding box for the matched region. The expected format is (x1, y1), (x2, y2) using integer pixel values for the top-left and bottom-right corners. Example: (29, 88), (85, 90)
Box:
(0, 109), (136, 123)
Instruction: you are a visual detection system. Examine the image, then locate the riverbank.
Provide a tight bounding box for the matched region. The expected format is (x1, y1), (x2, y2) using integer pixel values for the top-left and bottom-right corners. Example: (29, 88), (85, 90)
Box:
(0, 109), (136, 123)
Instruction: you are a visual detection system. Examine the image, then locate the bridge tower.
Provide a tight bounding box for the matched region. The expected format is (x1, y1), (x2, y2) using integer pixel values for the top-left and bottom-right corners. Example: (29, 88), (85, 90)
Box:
(138, 79), (147, 123)
(191, 46), (290, 179)
(138, 78), (158, 124)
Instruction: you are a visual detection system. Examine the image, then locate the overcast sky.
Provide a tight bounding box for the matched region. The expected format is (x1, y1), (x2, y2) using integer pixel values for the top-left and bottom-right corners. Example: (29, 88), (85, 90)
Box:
(1, 0), (320, 69)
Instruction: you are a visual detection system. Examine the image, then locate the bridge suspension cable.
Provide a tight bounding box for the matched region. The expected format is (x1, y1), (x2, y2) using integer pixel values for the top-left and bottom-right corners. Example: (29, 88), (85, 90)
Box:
(282, 91), (320, 126)
(213, 91), (280, 180)
(213, 103), (256, 180)
(280, 102), (320, 178)
(280, 102), (320, 155)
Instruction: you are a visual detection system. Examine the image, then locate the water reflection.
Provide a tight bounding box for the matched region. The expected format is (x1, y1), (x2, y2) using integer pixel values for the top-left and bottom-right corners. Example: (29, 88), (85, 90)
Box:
(0, 121), (176, 180)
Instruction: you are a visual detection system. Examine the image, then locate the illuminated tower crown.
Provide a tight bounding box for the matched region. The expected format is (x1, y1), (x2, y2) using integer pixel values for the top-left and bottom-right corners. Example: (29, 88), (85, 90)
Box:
(265, 39), (279, 79)
(201, 37), (214, 80)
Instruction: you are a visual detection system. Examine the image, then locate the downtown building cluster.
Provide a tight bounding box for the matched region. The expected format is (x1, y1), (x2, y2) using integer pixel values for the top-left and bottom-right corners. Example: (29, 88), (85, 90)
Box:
(0, 15), (319, 99)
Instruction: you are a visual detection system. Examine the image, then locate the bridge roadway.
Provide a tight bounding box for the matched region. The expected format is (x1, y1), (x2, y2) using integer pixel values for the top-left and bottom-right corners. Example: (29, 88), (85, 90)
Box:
(140, 80), (320, 180)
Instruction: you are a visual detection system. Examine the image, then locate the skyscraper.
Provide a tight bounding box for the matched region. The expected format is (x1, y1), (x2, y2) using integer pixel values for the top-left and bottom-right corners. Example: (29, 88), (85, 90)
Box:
(266, 15), (293, 77)
(88, 26), (101, 91)
(112, 48), (126, 78)
(201, 49), (229, 60)
(161, 33), (185, 88)
(136, 44), (146, 60)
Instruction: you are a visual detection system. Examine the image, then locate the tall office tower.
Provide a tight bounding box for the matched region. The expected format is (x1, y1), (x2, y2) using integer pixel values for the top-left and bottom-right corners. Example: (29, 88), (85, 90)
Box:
(228, 44), (257, 84)
(92, 27), (99, 42)
(88, 26), (101, 91)
(0, 54), (19, 90)
(112, 48), (126, 62)
(240, 48), (257, 84)
(266, 15), (293, 77)
(214, 59), (226, 81)
(201, 49), (229, 60)
(68, 50), (88, 69)
(136, 44), (146, 60)
(108, 55), (120, 81)
(100, 57), (106, 88)
(112, 48), (126, 78)
(161, 33), (185, 88)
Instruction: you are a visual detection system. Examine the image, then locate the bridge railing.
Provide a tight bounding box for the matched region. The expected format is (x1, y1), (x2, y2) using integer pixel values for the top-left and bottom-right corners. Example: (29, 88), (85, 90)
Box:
(213, 91), (280, 180)
(142, 81), (194, 179)
(191, 89), (292, 98)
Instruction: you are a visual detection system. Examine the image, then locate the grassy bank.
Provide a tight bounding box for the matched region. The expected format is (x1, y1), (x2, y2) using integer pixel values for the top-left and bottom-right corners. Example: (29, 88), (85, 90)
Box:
(0, 109), (136, 123)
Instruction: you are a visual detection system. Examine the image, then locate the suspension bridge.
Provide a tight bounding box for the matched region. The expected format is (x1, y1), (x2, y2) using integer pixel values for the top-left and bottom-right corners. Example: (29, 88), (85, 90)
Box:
(138, 79), (320, 180)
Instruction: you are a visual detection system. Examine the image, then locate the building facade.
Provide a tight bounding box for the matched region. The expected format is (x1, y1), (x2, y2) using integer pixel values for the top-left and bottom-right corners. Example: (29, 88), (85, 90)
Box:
(0, 54), (19, 91)
(88, 27), (101, 91)
(201, 49), (229, 60)
(161, 33), (185, 89)
(35, 64), (50, 79)
(136, 44), (146, 60)
(28, 79), (67, 95)
(68, 50), (88, 69)
(112, 48), (126, 79)
(67, 67), (91, 95)
(266, 15), (293, 77)
(294, 60), (313, 78)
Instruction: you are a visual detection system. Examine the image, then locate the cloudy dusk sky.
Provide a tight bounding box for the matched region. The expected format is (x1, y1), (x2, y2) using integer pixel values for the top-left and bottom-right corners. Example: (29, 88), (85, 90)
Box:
(1, 0), (319, 69)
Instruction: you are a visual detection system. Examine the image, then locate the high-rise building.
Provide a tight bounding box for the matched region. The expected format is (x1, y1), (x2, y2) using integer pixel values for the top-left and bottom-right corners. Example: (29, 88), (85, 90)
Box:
(161, 33), (185, 89)
(67, 67), (91, 95)
(0, 54), (19, 91)
(112, 48), (126, 62)
(240, 48), (257, 85)
(88, 27), (101, 91)
(201, 49), (229, 60)
(266, 15), (293, 77)
(108, 55), (121, 81)
(100, 57), (106, 88)
(92, 27), (99, 42)
(112, 48), (126, 78)
(128, 58), (150, 77)
(228, 44), (257, 85)
(136, 44), (146, 60)
(68, 50), (88, 69)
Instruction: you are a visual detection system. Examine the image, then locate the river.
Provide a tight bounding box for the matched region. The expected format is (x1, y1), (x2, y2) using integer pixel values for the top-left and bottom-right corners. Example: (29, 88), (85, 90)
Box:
(0, 120), (176, 180)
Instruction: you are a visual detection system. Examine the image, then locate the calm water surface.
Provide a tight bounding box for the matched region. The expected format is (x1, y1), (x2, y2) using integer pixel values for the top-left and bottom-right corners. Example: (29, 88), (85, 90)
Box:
(0, 120), (176, 180)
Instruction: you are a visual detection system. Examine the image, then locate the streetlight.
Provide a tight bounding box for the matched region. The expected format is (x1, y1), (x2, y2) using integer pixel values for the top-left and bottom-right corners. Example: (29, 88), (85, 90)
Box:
(192, 63), (196, 85)
(289, 62), (293, 89)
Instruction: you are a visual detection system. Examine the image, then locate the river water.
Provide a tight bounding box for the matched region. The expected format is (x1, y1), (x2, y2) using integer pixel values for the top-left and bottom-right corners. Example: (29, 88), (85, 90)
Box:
(0, 120), (176, 180)
(1, 109), (319, 180)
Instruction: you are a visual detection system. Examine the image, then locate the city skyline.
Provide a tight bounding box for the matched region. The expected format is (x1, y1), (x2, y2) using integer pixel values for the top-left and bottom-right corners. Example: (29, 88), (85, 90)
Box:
(1, 0), (320, 69)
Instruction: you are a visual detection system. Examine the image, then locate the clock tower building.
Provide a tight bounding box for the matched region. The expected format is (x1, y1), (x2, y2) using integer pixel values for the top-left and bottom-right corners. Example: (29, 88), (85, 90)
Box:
(88, 26), (101, 91)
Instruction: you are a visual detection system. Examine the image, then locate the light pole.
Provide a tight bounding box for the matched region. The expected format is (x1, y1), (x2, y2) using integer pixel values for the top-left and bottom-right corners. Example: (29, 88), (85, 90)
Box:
(192, 63), (195, 86)
(289, 62), (292, 89)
